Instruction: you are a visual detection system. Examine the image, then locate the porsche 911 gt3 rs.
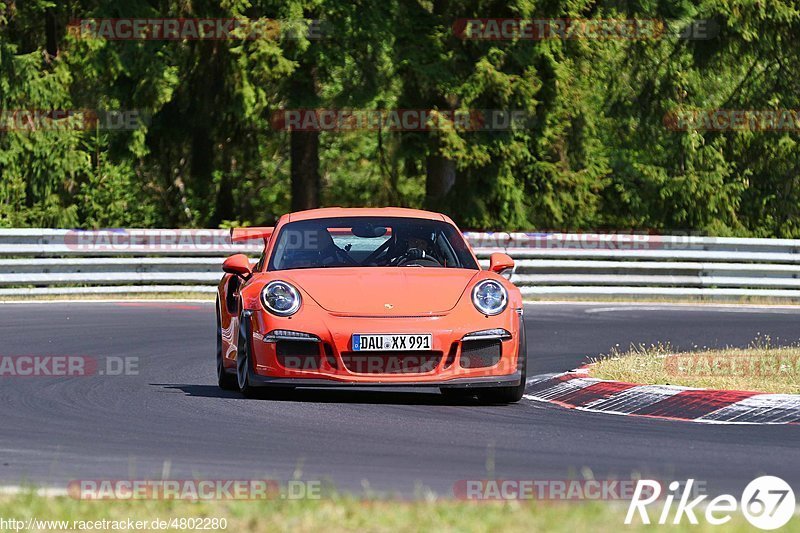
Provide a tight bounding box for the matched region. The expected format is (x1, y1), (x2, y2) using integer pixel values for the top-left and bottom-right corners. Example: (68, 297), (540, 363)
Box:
(216, 207), (526, 403)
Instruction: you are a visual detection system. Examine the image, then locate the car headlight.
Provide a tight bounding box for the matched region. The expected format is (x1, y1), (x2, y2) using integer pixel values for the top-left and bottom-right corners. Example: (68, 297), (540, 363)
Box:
(261, 281), (302, 316)
(472, 279), (508, 316)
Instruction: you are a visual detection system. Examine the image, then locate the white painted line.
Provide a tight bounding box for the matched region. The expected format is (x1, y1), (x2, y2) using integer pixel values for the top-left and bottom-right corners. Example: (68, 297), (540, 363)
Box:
(527, 377), (600, 401)
(0, 299), (214, 305)
(524, 301), (800, 311)
(584, 305), (800, 314)
(525, 373), (561, 385)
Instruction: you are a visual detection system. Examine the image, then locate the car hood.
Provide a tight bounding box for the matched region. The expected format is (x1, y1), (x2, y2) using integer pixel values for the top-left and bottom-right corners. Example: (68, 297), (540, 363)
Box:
(282, 268), (481, 315)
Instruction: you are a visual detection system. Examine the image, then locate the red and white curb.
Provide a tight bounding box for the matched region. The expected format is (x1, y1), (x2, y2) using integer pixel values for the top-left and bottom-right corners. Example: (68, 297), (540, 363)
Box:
(524, 367), (800, 424)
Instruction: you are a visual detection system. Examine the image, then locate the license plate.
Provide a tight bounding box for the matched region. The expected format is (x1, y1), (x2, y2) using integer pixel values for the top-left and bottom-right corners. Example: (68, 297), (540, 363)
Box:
(352, 334), (432, 351)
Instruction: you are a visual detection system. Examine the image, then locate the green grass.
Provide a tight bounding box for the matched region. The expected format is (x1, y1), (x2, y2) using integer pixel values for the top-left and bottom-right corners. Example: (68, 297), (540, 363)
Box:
(590, 340), (800, 394)
(0, 492), (777, 532)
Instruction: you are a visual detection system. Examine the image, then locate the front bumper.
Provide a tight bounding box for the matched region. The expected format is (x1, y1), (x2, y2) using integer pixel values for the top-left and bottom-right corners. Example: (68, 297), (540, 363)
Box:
(243, 303), (523, 386)
(247, 372), (523, 389)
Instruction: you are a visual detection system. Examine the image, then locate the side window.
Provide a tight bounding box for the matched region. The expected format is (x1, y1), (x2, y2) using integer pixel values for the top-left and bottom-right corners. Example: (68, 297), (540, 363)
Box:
(225, 275), (241, 316)
(434, 231), (458, 267)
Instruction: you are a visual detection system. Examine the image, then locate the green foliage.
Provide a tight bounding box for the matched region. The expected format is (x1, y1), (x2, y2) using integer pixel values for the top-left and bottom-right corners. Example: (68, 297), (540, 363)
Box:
(0, 0), (798, 235)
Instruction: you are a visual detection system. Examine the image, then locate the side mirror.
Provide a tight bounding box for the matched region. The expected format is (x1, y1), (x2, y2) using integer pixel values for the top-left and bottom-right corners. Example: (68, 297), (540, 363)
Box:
(222, 254), (252, 278)
(489, 252), (514, 280)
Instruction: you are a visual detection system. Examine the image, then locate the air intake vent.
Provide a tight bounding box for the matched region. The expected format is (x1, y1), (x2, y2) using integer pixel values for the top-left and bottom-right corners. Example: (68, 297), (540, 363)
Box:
(276, 340), (322, 370)
(460, 339), (501, 368)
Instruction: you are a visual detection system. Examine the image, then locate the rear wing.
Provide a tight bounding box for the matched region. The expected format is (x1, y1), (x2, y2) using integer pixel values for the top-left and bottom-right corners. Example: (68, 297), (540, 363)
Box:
(230, 227), (274, 243)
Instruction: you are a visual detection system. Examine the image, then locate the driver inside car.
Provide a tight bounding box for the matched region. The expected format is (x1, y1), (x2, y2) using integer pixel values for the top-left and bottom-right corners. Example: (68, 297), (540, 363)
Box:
(387, 230), (441, 266)
(281, 227), (350, 269)
(404, 237), (433, 260)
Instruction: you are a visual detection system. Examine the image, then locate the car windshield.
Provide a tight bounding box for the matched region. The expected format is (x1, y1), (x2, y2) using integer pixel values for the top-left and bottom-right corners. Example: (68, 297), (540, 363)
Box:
(268, 217), (478, 271)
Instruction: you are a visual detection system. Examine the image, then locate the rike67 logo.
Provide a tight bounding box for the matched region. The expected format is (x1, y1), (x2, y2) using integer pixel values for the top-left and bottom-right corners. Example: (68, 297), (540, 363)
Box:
(626, 476), (795, 530)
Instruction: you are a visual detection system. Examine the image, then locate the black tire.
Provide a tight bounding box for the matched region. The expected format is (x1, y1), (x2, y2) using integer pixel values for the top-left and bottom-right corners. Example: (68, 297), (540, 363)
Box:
(234, 311), (296, 399)
(216, 297), (238, 391)
(477, 318), (527, 404)
(236, 311), (259, 398)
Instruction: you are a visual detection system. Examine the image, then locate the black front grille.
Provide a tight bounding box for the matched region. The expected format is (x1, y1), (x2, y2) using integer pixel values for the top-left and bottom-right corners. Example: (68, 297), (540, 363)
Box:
(323, 343), (338, 369)
(276, 340), (322, 370)
(340, 351), (442, 374)
(444, 342), (458, 369)
(460, 339), (502, 368)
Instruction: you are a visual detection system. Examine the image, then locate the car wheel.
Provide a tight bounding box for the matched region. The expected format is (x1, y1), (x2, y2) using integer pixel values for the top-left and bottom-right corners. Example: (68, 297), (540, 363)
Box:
(216, 297), (238, 391)
(236, 311), (259, 398)
(477, 364), (526, 404)
(477, 318), (527, 404)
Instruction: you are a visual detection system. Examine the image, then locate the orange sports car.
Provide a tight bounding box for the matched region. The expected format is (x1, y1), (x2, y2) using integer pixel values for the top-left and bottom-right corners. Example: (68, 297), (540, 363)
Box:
(215, 207), (526, 403)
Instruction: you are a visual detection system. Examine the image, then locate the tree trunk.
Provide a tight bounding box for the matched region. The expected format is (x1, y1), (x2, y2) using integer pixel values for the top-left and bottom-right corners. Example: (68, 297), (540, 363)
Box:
(45, 9), (58, 58)
(288, 63), (321, 211)
(211, 147), (235, 227)
(190, 127), (214, 225)
(290, 130), (321, 211)
(425, 150), (456, 210)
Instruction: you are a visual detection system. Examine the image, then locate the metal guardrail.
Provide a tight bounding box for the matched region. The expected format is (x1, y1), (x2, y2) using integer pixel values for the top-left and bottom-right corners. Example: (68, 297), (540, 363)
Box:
(1, 229), (800, 299)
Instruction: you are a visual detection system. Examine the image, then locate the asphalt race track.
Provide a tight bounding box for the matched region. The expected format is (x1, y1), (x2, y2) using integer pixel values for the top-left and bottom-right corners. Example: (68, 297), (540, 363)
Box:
(1, 301), (799, 496)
